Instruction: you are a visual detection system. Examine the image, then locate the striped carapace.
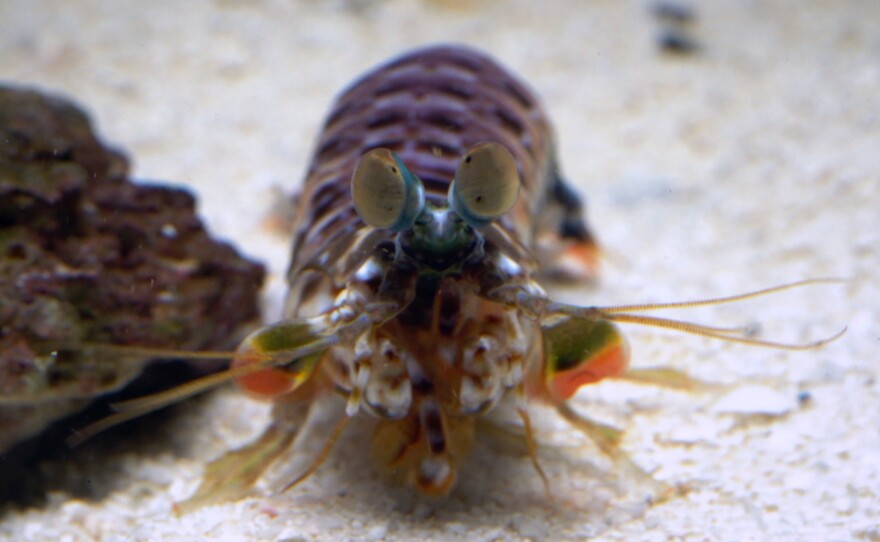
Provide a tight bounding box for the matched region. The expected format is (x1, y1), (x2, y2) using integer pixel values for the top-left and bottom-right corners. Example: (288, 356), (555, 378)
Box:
(284, 44), (595, 315)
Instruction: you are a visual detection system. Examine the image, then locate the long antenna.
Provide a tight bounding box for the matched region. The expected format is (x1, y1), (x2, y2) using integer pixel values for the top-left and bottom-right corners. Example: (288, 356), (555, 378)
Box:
(602, 312), (846, 350)
(66, 335), (339, 447)
(592, 278), (845, 314)
(547, 278), (847, 349)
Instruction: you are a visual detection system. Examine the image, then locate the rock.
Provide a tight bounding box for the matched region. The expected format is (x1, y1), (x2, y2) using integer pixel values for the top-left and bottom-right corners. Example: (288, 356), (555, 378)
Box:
(0, 86), (265, 465)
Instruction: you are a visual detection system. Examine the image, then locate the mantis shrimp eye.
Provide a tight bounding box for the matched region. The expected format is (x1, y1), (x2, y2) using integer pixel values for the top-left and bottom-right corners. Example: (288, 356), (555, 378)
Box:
(449, 141), (521, 228)
(351, 148), (425, 231)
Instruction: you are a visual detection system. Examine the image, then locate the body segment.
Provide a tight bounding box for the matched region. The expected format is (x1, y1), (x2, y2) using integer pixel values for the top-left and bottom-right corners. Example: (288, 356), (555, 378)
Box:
(285, 46), (594, 316)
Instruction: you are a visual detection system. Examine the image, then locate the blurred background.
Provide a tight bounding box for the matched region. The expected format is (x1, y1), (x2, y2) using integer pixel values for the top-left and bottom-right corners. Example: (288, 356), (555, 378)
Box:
(1, 1), (877, 540)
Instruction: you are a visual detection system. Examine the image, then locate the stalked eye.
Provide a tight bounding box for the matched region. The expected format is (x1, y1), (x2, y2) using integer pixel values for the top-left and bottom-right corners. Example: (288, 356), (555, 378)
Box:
(352, 148), (425, 231)
(449, 141), (520, 228)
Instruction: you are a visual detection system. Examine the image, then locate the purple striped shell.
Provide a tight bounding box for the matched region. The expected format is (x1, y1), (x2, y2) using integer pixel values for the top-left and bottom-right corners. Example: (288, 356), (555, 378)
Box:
(285, 44), (593, 315)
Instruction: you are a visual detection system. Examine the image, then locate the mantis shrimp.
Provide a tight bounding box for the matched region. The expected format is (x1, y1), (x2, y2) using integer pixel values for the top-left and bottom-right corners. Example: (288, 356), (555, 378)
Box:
(68, 45), (843, 508)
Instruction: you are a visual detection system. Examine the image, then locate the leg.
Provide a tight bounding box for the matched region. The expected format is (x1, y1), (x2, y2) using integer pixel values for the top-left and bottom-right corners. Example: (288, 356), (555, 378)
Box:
(554, 401), (674, 502)
(517, 406), (552, 499)
(174, 400), (309, 514)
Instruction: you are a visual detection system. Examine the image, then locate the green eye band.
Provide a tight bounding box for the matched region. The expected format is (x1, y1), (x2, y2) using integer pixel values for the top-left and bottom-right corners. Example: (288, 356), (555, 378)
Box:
(448, 142), (521, 228)
(352, 148), (425, 231)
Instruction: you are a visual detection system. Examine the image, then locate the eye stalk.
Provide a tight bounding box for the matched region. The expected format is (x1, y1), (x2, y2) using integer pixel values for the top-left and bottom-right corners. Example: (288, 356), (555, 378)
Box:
(449, 142), (521, 228)
(352, 148), (426, 231)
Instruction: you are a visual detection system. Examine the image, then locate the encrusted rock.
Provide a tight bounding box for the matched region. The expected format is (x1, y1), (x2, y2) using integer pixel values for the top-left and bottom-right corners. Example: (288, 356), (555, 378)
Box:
(0, 86), (265, 454)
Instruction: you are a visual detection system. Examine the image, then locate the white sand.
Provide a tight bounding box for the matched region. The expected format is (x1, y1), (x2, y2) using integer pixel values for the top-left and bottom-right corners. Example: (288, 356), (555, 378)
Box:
(1, 1), (877, 540)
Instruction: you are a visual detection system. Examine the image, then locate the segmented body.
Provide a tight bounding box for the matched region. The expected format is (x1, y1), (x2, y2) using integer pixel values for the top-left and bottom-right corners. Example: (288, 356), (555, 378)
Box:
(287, 45), (591, 313)
(277, 46), (598, 492)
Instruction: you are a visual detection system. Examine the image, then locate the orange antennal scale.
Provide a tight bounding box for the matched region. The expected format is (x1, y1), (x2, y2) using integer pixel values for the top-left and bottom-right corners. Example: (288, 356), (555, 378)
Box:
(542, 318), (630, 401)
(231, 321), (329, 399)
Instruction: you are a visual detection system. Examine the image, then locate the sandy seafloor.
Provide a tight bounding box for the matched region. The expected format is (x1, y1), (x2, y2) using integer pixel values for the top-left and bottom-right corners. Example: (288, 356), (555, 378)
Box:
(0, 1), (878, 541)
